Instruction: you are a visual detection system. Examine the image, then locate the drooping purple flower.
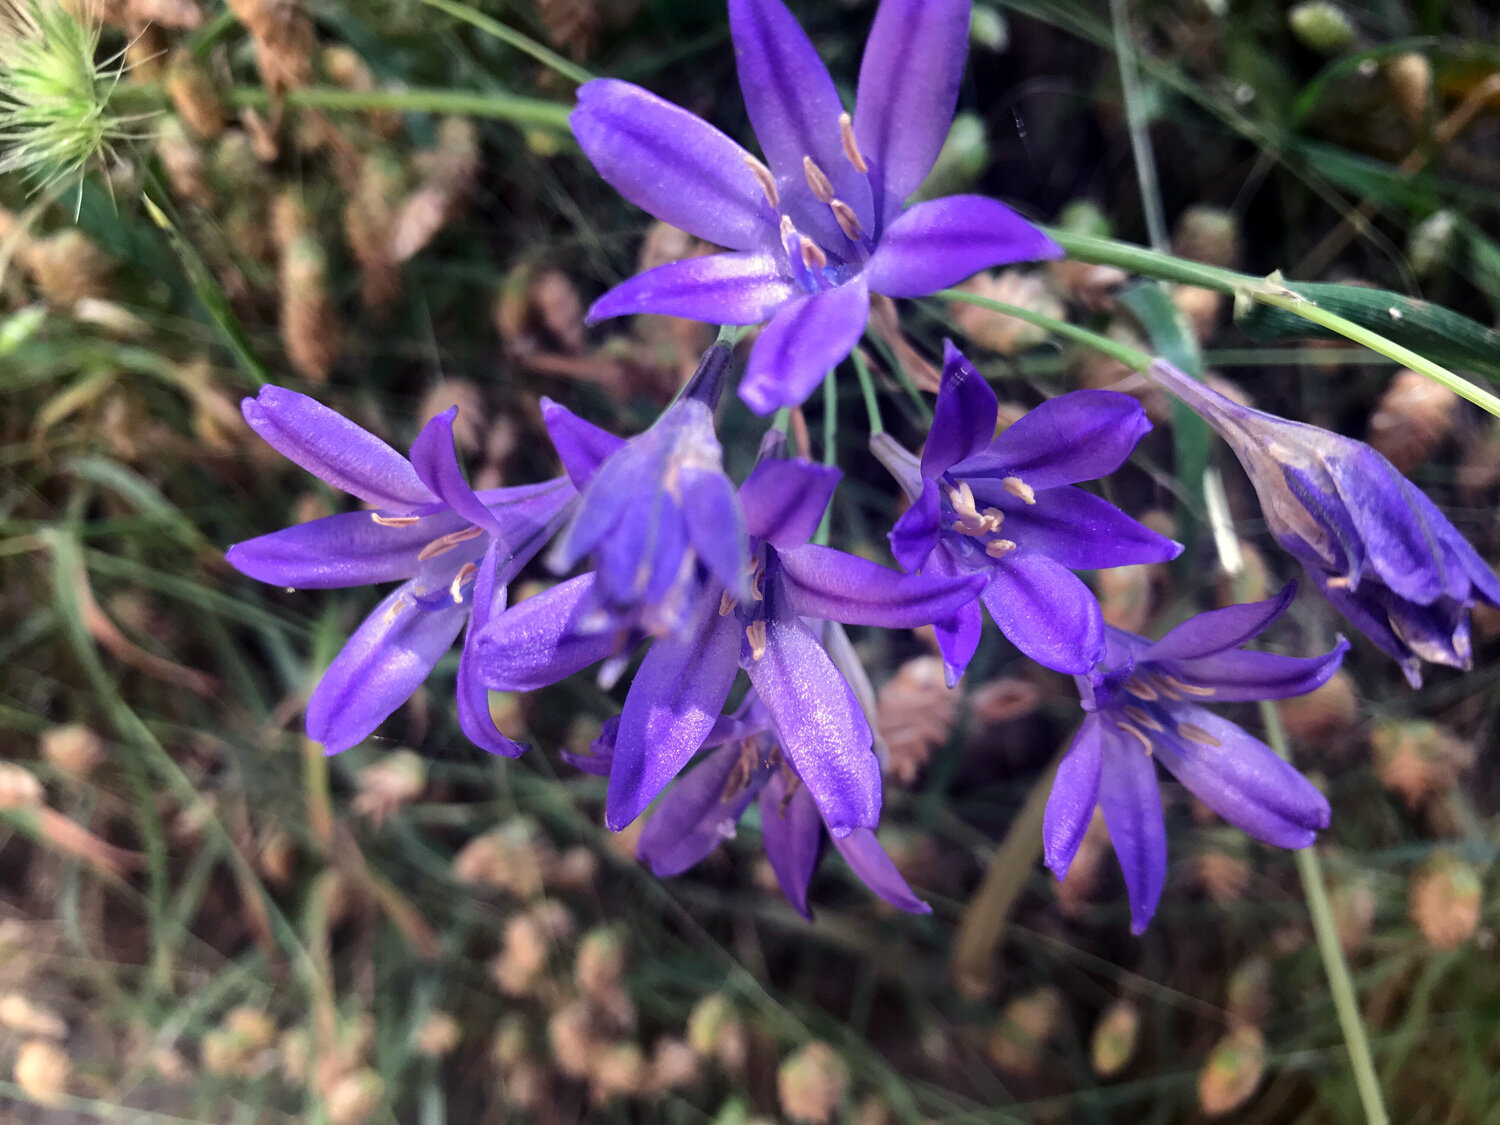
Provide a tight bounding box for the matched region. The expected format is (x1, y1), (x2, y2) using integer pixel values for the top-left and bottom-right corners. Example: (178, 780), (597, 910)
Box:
(873, 342), (1182, 681)
(475, 445), (984, 834)
(586, 693), (930, 917)
(1148, 359), (1500, 686)
(541, 342), (750, 641)
(570, 0), (1061, 415)
(225, 386), (576, 755)
(1043, 584), (1347, 932)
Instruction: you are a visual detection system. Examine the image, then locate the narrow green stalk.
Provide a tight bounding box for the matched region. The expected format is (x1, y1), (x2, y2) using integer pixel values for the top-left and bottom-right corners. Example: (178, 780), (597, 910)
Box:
(1252, 287), (1500, 418)
(225, 85), (573, 132)
(418, 0), (594, 86)
(937, 288), (1152, 371)
(1045, 227), (1241, 292)
(1260, 702), (1391, 1125)
(814, 371), (836, 546)
(1110, 0), (1168, 251)
(851, 348), (884, 435)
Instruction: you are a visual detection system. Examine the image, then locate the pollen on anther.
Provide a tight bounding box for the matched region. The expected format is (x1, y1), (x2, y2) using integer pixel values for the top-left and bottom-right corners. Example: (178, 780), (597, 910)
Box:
(371, 513), (421, 527)
(744, 154), (779, 208)
(799, 236), (827, 271)
(802, 155), (835, 203)
(745, 620), (768, 661)
(838, 112), (868, 173)
(985, 538), (1018, 559)
(1002, 476), (1037, 505)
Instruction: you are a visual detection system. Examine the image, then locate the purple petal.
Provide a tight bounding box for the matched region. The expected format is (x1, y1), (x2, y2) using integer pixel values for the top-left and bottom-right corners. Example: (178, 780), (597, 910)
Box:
(1152, 706), (1330, 849)
(955, 390), (1152, 490)
(981, 554), (1104, 674)
(740, 458), (842, 547)
(1168, 638), (1349, 703)
(739, 278), (870, 416)
(728, 0), (873, 225)
(479, 479), (578, 581)
(987, 486), (1182, 569)
(636, 744), (764, 876)
(457, 542), (527, 757)
(888, 480), (941, 573)
(832, 828), (931, 913)
(243, 386), (434, 511)
(226, 509), (464, 589)
(779, 543), (984, 628)
(854, 0), (971, 225)
(409, 408), (501, 535)
(306, 582), (467, 754)
(863, 196), (1062, 298)
(588, 252), (796, 326)
(571, 78), (774, 253)
(759, 771), (823, 919)
(472, 574), (623, 691)
(606, 590), (743, 830)
(929, 552), (985, 687)
(540, 398), (626, 490)
(870, 431), (925, 501)
(1044, 716), (1104, 880)
(564, 715), (617, 776)
(1318, 576), (1424, 686)
(1097, 728), (1167, 934)
(680, 466), (752, 599)
(923, 341), (999, 480)
(1144, 584), (1296, 663)
(746, 606), (880, 835)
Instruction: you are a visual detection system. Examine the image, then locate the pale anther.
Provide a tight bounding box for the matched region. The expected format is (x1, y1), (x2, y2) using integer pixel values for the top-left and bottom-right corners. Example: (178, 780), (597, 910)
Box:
(799, 236), (827, 271)
(829, 198), (863, 240)
(1002, 476), (1036, 505)
(744, 154), (779, 208)
(745, 620), (768, 661)
(779, 214), (797, 241)
(1123, 705), (1162, 731)
(1176, 722), (1222, 747)
(1125, 677), (1159, 701)
(1116, 720), (1154, 754)
(985, 538), (1017, 559)
(417, 524), (484, 561)
(1326, 576), (1352, 589)
(838, 112), (868, 173)
(1149, 673), (1184, 702)
(371, 513), (420, 527)
(719, 590), (736, 617)
(1158, 673), (1216, 697)
(449, 562), (478, 603)
(802, 155), (835, 202)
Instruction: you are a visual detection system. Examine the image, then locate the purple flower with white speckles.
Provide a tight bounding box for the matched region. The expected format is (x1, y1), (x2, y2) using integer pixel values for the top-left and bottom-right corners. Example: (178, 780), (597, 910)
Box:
(475, 444), (984, 834)
(1044, 584), (1347, 932)
(874, 342), (1181, 681)
(570, 0), (1060, 415)
(1148, 359), (1500, 686)
(225, 386), (576, 755)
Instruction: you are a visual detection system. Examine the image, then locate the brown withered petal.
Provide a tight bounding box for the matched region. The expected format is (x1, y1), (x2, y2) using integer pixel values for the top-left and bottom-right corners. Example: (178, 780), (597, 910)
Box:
(876, 655), (959, 785)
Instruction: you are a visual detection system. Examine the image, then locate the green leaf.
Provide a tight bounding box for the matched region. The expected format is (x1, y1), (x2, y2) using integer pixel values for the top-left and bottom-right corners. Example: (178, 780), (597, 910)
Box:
(1237, 280), (1500, 382)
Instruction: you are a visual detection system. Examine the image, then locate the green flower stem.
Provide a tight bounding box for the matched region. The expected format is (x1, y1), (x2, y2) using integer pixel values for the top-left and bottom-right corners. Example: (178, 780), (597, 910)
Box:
(224, 85), (574, 132)
(814, 370), (837, 546)
(936, 287), (1152, 371)
(418, 0), (594, 86)
(851, 347), (884, 435)
(1259, 701), (1390, 1125)
(1046, 228), (1500, 419)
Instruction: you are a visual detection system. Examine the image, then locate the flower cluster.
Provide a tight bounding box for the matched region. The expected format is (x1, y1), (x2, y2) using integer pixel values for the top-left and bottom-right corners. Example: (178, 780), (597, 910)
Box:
(224, 0), (1499, 931)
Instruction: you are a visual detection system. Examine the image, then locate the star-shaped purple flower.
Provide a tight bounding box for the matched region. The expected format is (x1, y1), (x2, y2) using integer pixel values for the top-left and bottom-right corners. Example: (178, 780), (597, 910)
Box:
(1148, 359), (1500, 686)
(225, 386), (576, 755)
(474, 441), (984, 834)
(541, 343), (750, 641)
(576, 692), (929, 918)
(570, 0), (1061, 415)
(874, 342), (1182, 681)
(1043, 584), (1348, 932)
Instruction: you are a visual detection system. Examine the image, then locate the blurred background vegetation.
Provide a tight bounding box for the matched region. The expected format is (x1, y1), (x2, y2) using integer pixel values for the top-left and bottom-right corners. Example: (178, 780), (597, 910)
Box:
(2, 0), (1499, 1121)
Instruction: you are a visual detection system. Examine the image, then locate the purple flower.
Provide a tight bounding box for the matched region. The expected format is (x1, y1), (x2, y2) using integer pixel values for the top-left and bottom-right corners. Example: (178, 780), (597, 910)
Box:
(225, 386), (576, 755)
(594, 693), (930, 917)
(541, 343), (750, 640)
(570, 0), (1061, 415)
(475, 445), (984, 834)
(873, 342), (1181, 681)
(1043, 584), (1347, 932)
(1149, 359), (1500, 686)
